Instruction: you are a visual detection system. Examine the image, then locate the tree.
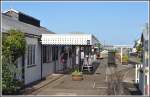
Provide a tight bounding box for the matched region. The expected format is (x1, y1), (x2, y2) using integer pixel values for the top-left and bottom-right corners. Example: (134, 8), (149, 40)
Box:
(2, 29), (26, 94)
(136, 43), (142, 54)
(96, 43), (102, 51)
(3, 29), (26, 63)
(135, 43), (143, 62)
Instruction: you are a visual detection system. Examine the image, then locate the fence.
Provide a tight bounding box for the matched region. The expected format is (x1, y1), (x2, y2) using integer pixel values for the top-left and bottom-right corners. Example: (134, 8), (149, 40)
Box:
(135, 64), (143, 83)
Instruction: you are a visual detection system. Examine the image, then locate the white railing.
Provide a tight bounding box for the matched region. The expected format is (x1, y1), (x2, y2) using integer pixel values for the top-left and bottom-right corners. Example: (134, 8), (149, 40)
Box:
(135, 64), (143, 83)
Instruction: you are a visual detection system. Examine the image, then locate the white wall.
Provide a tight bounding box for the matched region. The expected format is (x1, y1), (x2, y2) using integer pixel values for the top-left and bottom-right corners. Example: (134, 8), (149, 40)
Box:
(16, 57), (23, 81)
(42, 62), (55, 78)
(135, 64), (145, 94)
(24, 37), (41, 85)
(18, 39), (74, 84)
(146, 72), (149, 95)
(142, 38), (149, 95)
(42, 46), (58, 77)
(42, 58), (72, 77)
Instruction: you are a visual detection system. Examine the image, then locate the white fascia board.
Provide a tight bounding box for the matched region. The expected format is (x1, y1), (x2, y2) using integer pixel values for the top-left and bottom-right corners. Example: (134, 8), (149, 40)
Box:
(3, 8), (19, 14)
(41, 34), (92, 45)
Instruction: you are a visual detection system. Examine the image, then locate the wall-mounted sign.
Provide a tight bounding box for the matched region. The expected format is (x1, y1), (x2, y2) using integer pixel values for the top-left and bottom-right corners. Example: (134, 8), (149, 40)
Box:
(87, 40), (90, 45)
(81, 51), (84, 59)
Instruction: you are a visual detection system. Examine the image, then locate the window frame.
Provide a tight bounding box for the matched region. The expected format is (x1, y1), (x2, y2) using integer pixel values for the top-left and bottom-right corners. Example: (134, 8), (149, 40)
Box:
(42, 45), (52, 63)
(27, 44), (36, 68)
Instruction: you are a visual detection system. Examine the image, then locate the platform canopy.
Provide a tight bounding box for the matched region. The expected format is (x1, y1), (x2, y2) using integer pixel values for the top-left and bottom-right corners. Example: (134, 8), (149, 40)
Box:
(41, 34), (99, 45)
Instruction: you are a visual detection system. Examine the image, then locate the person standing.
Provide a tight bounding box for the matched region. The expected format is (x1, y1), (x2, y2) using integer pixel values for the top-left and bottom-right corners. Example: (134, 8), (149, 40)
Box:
(63, 50), (68, 71)
(60, 53), (65, 71)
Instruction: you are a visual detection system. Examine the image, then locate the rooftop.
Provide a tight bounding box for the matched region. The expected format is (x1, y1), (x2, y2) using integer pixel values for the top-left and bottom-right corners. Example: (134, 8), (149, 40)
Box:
(2, 8), (55, 35)
(3, 8), (40, 21)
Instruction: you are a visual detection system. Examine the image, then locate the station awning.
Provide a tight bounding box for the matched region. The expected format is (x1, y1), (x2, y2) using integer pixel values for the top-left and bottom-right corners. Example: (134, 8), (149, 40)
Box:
(41, 34), (99, 45)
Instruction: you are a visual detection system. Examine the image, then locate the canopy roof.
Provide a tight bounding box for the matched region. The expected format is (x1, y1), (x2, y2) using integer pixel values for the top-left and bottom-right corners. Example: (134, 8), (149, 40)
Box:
(41, 34), (99, 45)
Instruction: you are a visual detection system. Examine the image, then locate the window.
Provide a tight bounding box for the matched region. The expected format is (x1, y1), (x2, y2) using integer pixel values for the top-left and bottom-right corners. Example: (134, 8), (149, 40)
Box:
(55, 47), (58, 60)
(52, 46), (55, 61)
(52, 46), (58, 61)
(42, 46), (51, 63)
(69, 48), (72, 57)
(27, 45), (36, 66)
(43, 46), (46, 63)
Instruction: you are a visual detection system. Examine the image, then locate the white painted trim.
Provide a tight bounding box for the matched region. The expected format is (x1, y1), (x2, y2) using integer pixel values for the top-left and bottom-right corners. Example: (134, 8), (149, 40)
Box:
(3, 8), (19, 14)
(41, 34), (98, 45)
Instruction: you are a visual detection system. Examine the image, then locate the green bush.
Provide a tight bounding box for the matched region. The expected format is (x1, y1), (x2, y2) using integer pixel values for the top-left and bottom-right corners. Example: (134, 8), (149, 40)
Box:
(2, 57), (23, 94)
(2, 29), (26, 62)
(72, 69), (82, 76)
(122, 55), (129, 62)
(2, 29), (26, 94)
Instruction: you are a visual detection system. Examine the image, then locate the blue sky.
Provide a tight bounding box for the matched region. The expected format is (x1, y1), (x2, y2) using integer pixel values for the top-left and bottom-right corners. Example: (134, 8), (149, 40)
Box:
(2, 1), (148, 45)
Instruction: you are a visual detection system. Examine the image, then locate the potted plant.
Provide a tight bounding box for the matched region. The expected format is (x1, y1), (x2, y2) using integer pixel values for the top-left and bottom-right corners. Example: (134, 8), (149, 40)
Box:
(72, 69), (83, 81)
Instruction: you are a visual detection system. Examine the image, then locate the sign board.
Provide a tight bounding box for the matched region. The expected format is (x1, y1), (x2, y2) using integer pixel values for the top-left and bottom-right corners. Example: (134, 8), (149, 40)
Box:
(87, 40), (90, 45)
(81, 52), (84, 59)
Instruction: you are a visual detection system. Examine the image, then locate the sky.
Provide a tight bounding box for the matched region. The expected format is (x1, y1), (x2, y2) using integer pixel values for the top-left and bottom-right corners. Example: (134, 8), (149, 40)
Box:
(2, 1), (149, 46)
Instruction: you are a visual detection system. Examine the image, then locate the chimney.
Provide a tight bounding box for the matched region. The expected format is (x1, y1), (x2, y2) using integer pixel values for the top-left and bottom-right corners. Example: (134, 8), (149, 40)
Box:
(3, 8), (19, 20)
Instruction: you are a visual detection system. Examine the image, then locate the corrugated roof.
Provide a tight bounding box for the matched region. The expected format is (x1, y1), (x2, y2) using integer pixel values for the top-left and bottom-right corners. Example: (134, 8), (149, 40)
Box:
(2, 14), (55, 36)
(67, 32), (87, 34)
(67, 32), (100, 43)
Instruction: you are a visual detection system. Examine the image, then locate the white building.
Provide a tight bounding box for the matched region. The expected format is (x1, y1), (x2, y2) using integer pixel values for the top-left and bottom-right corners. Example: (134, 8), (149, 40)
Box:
(2, 9), (100, 85)
(133, 38), (141, 53)
(135, 23), (149, 95)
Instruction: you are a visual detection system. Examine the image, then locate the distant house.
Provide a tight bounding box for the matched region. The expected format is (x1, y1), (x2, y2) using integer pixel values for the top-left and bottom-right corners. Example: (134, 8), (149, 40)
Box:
(135, 23), (149, 95)
(2, 9), (100, 86)
(133, 38), (141, 53)
(103, 45), (114, 50)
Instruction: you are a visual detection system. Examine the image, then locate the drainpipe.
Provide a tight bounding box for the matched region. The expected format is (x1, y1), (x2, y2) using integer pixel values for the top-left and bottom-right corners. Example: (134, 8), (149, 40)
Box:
(54, 46), (56, 73)
(68, 46), (70, 71)
(41, 43), (43, 80)
(22, 54), (25, 87)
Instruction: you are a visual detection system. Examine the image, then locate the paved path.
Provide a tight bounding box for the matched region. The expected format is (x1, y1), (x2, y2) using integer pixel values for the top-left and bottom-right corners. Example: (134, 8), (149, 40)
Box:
(23, 74), (64, 94)
(25, 54), (140, 95)
(29, 58), (108, 95)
